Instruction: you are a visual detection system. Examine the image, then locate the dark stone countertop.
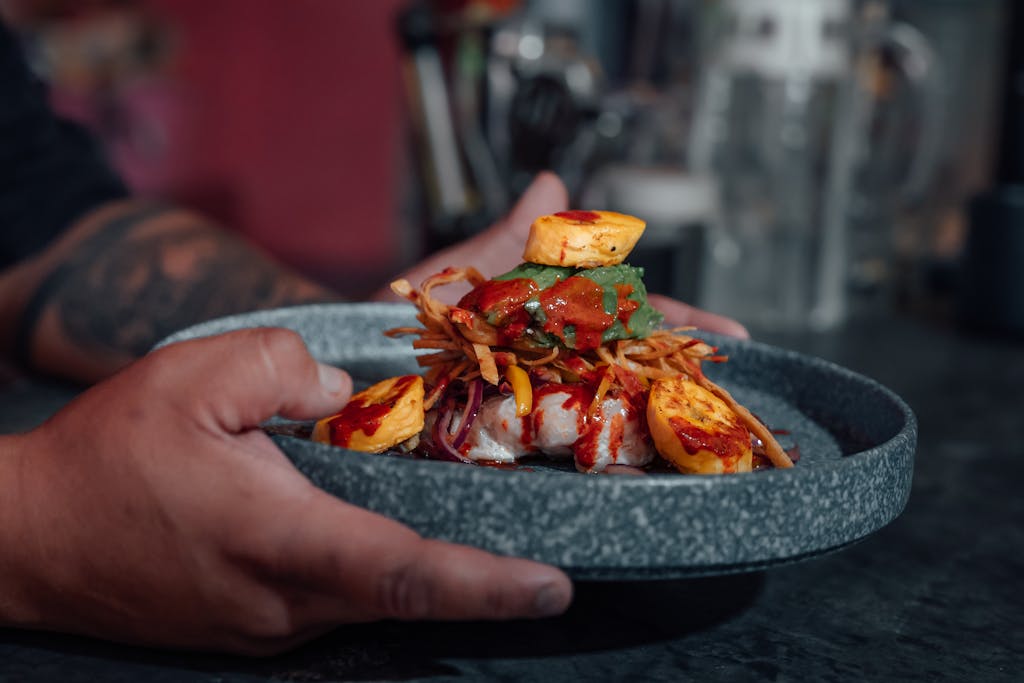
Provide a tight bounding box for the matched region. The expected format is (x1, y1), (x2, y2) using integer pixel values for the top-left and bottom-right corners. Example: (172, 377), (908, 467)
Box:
(1, 314), (1021, 682)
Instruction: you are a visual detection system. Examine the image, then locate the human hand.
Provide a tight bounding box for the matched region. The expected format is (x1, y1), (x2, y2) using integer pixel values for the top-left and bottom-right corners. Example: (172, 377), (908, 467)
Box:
(373, 171), (570, 304)
(375, 172), (748, 338)
(0, 329), (572, 654)
(648, 294), (749, 339)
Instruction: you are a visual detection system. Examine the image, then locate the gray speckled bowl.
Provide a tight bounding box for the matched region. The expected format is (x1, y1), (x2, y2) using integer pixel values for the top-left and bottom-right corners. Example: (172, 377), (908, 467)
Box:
(156, 303), (916, 580)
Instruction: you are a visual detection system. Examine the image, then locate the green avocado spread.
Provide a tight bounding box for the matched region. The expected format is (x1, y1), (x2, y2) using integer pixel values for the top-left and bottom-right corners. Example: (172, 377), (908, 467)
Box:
(468, 262), (664, 351)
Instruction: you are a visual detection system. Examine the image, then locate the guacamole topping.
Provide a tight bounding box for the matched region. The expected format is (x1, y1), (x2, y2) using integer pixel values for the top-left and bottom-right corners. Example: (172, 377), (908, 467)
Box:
(456, 262), (664, 351)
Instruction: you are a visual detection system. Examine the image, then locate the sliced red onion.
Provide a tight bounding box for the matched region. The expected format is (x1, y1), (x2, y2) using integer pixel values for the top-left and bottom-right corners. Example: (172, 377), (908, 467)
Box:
(431, 399), (473, 463)
(451, 379), (483, 449)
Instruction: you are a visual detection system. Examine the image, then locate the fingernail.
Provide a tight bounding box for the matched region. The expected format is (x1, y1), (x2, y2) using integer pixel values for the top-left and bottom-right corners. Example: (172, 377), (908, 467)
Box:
(317, 363), (349, 396)
(532, 582), (569, 617)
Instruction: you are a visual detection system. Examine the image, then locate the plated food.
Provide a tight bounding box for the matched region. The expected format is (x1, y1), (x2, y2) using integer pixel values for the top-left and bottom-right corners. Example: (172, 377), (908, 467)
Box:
(313, 210), (795, 475)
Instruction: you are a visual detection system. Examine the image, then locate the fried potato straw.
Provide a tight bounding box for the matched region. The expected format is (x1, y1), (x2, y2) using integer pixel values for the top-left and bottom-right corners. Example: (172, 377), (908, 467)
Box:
(389, 269), (793, 469)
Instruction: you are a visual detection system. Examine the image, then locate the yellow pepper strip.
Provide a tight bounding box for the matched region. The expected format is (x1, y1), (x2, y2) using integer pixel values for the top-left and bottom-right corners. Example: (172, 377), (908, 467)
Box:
(587, 367), (613, 419)
(506, 365), (533, 417)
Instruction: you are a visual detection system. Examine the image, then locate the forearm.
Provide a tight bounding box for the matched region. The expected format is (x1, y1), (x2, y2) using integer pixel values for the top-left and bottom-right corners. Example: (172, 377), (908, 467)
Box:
(0, 200), (338, 383)
(0, 433), (40, 629)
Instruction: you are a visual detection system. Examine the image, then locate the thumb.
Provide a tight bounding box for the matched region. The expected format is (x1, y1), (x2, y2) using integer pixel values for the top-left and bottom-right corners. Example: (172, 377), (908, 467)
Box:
(153, 328), (352, 432)
(270, 488), (574, 623)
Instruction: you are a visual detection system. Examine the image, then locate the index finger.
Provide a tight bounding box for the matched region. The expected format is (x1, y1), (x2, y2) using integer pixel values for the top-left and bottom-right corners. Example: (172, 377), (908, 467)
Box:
(648, 294), (750, 339)
(151, 328), (352, 431)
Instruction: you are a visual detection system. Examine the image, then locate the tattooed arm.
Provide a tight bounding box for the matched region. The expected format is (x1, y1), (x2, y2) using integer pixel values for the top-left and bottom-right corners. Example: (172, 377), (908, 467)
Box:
(0, 200), (337, 383)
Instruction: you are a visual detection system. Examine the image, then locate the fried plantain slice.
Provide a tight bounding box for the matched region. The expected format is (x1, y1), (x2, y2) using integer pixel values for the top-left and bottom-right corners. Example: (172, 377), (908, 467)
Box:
(647, 375), (753, 474)
(313, 375), (425, 453)
(523, 210), (646, 268)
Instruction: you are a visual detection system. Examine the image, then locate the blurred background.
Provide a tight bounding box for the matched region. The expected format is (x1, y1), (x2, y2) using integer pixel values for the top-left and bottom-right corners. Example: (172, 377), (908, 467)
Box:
(0, 0), (1017, 337)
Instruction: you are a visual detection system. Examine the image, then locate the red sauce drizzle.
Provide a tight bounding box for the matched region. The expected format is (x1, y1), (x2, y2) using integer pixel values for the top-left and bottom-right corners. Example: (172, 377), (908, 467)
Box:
(529, 383), (594, 451)
(609, 367), (650, 438)
(615, 284), (640, 329)
(554, 210), (601, 223)
(459, 277), (541, 346)
(458, 270), (644, 350)
(561, 355), (590, 377)
(525, 381), (598, 469)
(561, 384), (594, 412)
(666, 416), (749, 473)
(458, 278), (538, 322)
(611, 365), (646, 402)
(606, 413), (626, 462)
(536, 277), (614, 350)
(519, 414), (533, 446)
(327, 375), (419, 447)
(572, 409), (605, 469)
(529, 383), (593, 422)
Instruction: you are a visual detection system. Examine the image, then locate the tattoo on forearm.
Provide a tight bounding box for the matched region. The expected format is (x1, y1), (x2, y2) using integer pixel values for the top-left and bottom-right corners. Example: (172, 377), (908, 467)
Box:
(42, 206), (335, 358)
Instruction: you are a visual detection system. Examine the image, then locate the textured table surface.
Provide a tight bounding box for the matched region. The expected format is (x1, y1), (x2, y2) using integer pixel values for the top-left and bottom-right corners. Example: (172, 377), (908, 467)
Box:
(0, 314), (1021, 682)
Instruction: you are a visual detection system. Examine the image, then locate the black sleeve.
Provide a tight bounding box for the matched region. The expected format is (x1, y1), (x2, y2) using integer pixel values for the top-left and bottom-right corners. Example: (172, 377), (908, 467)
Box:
(0, 20), (129, 269)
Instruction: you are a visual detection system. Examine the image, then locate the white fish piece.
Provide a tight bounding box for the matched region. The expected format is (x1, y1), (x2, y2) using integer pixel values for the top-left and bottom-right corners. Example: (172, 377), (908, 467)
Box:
(571, 396), (656, 472)
(463, 395), (530, 463)
(435, 389), (656, 472)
